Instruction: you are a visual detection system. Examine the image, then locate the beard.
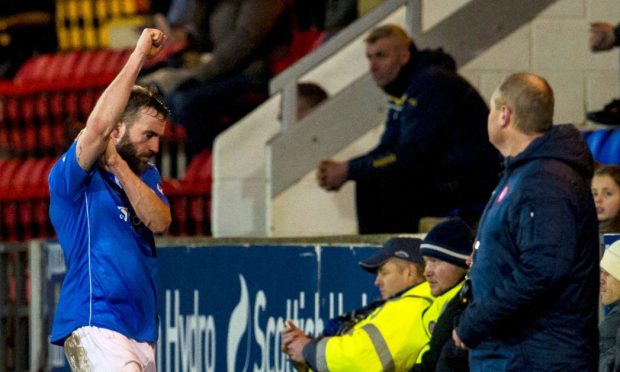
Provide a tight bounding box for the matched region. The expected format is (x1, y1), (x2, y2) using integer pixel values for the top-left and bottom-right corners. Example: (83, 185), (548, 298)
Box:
(116, 133), (151, 175)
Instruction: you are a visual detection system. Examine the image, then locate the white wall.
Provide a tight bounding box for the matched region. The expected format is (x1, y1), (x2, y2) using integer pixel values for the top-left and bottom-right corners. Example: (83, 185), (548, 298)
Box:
(214, 0), (620, 237)
(460, 0), (620, 126)
(213, 8), (407, 237)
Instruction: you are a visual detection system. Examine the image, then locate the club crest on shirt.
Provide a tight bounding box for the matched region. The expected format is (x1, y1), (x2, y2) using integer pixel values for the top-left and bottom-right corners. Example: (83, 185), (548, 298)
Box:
(118, 206), (129, 222)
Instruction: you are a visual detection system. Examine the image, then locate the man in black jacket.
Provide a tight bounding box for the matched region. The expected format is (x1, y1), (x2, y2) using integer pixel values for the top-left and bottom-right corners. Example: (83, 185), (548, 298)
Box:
(317, 24), (500, 233)
(412, 218), (473, 372)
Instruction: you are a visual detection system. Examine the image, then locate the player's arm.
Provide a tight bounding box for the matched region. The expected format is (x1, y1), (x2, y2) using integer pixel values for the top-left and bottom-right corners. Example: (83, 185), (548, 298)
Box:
(103, 140), (171, 233)
(76, 28), (166, 171)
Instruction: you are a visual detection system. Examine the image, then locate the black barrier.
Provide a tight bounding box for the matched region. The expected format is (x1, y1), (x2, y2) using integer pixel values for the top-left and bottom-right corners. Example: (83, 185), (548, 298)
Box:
(0, 243), (30, 372)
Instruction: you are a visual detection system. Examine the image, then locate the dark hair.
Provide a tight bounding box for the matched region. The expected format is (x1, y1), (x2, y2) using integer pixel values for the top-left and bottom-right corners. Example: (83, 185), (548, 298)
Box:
(594, 165), (620, 233)
(121, 85), (170, 125)
(595, 165), (620, 187)
(494, 73), (554, 134)
(298, 82), (328, 109)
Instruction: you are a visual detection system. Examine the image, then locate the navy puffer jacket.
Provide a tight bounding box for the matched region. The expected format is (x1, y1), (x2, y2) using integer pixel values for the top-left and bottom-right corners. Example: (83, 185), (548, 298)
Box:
(457, 124), (599, 371)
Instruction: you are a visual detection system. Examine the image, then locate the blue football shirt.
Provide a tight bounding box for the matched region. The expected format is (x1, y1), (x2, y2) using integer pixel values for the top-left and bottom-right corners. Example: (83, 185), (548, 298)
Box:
(48, 141), (169, 345)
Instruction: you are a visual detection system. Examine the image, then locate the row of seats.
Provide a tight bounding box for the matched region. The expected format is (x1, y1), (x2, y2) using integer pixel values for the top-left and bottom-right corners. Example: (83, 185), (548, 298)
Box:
(154, 28), (326, 235)
(163, 149), (213, 236)
(3, 49), (131, 92)
(0, 157), (58, 242)
(583, 128), (620, 165)
(0, 49), (188, 157)
(0, 151), (213, 242)
(0, 50), (130, 156)
(0, 24), (326, 241)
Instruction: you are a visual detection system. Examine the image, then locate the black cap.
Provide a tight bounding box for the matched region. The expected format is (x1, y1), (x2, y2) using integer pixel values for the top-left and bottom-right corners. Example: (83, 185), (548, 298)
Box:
(359, 237), (424, 273)
(419, 218), (473, 269)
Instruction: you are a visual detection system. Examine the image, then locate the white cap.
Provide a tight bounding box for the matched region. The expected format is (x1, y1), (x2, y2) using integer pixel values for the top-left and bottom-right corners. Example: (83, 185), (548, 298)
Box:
(601, 240), (620, 281)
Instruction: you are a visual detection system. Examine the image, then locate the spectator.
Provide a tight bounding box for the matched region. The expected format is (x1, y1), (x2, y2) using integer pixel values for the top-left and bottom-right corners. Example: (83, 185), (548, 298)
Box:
(324, 0), (358, 36)
(278, 82), (329, 122)
(316, 24), (501, 234)
(152, 0), (194, 45)
(142, 0), (291, 158)
(453, 73), (599, 371)
(297, 82), (329, 120)
(600, 240), (620, 372)
(412, 218), (473, 372)
(282, 237), (433, 371)
(593, 165), (620, 234)
(588, 21), (620, 125)
(48, 29), (171, 369)
(293, 0), (357, 36)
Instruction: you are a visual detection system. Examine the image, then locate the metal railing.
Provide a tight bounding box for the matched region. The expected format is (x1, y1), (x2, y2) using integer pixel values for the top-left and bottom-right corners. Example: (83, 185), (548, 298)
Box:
(271, 0), (417, 134)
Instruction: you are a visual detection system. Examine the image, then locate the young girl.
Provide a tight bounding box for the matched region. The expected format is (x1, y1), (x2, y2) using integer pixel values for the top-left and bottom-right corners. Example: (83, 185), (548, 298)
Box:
(592, 165), (620, 233)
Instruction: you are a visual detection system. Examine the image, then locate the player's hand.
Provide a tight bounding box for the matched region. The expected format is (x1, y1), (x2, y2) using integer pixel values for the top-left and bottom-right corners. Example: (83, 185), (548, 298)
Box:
(102, 138), (124, 173)
(136, 28), (167, 59)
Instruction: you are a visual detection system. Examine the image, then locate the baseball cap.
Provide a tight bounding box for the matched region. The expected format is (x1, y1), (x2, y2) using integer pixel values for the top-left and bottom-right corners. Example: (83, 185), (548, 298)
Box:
(359, 237), (423, 273)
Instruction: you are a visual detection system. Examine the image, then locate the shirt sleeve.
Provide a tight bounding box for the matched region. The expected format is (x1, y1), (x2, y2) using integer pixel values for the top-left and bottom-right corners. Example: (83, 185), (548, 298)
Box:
(141, 164), (170, 207)
(48, 141), (93, 201)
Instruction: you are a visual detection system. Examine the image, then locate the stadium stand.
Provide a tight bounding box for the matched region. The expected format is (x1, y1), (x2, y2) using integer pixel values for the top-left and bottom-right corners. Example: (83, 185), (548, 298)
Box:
(583, 128), (620, 165)
(0, 0), (326, 242)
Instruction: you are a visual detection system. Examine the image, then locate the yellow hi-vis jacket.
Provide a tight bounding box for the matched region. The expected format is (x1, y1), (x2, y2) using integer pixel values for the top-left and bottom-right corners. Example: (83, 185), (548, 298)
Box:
(304, 281), (433, 371)
(415, 281), (465, 363)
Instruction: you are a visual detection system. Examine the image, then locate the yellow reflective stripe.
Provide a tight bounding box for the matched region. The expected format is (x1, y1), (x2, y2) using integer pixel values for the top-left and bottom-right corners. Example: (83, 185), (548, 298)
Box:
(316, 338), (329, 372)
(361, 323), (395, 372)
(372, 154), (397, 168)
(388, 95), (406, 106)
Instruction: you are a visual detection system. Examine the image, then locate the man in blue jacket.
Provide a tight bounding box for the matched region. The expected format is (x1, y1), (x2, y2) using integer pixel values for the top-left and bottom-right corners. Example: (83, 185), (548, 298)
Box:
(317, 24), (500, 233)
(452, 73), (599, 371)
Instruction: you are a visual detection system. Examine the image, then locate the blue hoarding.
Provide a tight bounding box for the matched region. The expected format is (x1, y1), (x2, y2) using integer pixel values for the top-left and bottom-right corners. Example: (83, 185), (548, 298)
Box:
(46, 242), (380, 371)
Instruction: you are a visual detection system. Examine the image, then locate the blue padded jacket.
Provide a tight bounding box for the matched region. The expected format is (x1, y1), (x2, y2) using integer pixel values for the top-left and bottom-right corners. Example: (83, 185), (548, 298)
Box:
(457, 124), (599, 371)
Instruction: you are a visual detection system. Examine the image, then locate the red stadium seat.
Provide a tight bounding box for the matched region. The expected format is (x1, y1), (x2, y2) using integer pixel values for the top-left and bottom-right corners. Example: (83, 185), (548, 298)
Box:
(271, 28), (326, 75)
(0, 160), (24, 241)
(55, 51), (82, 81)
(50, 92), (64, 121)
(162, 149), (213, 236)
(14, 54), (52, 83)
(72, 51), (96, 80)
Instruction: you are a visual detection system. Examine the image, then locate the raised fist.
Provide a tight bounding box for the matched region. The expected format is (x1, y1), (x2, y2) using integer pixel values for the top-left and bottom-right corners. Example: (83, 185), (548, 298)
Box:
(136, 28), (167, 59)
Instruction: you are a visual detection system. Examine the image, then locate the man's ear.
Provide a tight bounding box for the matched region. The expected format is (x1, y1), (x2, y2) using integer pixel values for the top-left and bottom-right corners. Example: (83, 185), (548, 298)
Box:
(499, 105), (512, 128)
(110, 122), (124, 140)
(411, 263), (424, 281)
(401, 47), (411, 66)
